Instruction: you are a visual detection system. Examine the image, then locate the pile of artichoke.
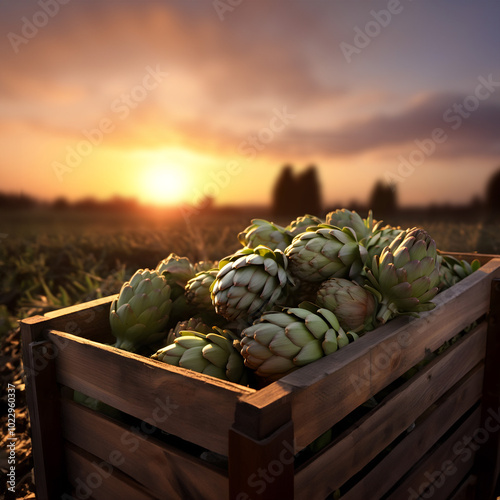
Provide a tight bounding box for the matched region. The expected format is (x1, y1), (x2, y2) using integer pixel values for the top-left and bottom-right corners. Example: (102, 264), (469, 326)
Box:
(107, 208), (480, 385)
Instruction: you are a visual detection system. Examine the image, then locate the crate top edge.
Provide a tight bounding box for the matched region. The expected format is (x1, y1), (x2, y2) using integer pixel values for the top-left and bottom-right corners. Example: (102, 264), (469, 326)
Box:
(43, 294), (118, 319)
(48, 328), (256, 397)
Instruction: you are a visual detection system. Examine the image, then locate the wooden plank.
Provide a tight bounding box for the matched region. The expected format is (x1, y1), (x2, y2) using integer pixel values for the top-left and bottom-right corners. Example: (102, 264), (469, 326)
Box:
(386, 407), (481, 500)
(21, 339), (65, 500)
(294, 324), (487, 498)
(64, 442), (156, 500)
(229, 422), (294, 500)
(342, 364), (484, 500)
(475, 278), (500, 499)
(240, 258), (500, 452)
(47, 330), (255, 455)
(43, 295), (116, 343)
(60, 398), (228, 500)
(449, 474), (477, 500)
(443, 251), (496, 267)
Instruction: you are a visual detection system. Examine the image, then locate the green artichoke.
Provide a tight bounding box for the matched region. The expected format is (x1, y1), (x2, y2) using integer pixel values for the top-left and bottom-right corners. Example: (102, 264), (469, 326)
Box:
(437, 254), (481, 291)
(325, 209), (379, 241)
(240, 303), (358, 379)
(185, 269), (219, 312)
(238, 219), (292, 251)
(165, 317), (213, 346)
(210, 246), (294, 322)
(364, 228), (440, 324)
(110, 269), (172, 352)
(316, 278), (377, 333)
(285, 225), (368, 283)
(156, 253), (196, 300)
(286, 214), (323, 239)
(194, 260), (218, 273)
(365, 225), (403, 261)
(152, 327), (248, 384)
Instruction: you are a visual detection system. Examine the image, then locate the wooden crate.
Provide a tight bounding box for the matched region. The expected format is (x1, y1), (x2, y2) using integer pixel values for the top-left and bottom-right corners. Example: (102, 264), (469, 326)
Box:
(21, 252), (500, 500)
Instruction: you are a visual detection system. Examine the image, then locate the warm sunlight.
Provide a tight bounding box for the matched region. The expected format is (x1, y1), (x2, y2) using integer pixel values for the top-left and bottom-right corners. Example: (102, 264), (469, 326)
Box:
(143, 165), (189, 206)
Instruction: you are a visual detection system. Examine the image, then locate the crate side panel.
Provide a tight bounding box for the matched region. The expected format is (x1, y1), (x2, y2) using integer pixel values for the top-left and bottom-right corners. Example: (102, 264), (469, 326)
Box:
(386, 407), (481, 500)
(341, 364), (483, 500)
(294, 325), (486, 498)
(60, 398), (228, 500)
(449, 474), (477, 500)
(48, 331), (254, 455)
(274, 260), (500, 451)
(64, 442), (157, 500)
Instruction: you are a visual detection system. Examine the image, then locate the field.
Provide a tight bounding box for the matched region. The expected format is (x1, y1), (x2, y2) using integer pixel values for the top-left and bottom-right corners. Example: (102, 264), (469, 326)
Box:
(1, 207), (500, 499)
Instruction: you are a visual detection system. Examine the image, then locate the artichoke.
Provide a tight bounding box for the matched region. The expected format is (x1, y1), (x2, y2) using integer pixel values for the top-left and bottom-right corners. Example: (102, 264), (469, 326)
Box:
(185, 269), (219, 312)
(238, 219), (292, 251)
(285, 225), (368, 283)
(211, 246), (294, 322)
(325, 209), (379, 241)
(156, 253), (196, 300)
(286, 214), (323, 239)
(152, 327), (248, 384)
(165, 317), (213, 346)
(437, 254), (481, 291)
(316, 278), (377, 333)
(240, 303), (358, 380)
(364, 228), (440, 324)
(365, 225), (403, 261)
(110, 269), (172, 352)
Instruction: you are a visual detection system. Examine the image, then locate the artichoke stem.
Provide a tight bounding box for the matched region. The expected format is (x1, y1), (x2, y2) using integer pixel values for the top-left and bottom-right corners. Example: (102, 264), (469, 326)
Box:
(376, 303), (395, 325)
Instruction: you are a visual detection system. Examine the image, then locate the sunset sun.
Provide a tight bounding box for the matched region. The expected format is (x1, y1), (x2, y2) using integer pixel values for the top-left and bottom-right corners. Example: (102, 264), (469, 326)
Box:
(144, 166), (189, 206)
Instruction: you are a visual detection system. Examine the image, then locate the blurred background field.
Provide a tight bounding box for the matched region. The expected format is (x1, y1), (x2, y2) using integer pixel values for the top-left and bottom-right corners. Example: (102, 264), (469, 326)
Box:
(2, 202), (500, 338)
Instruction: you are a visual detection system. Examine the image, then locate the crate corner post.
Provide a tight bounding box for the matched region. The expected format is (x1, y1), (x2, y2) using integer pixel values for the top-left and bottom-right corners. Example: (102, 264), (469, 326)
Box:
(228, 396), (295, 500)
(21, 317), (67, 500)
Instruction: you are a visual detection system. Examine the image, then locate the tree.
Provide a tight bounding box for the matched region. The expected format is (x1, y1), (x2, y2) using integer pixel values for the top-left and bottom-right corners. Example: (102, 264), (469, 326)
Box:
(485, 168), (500, 213)
(272, 165), (296, 216)
(369, 180), (398, 216)
(272, 165), (323, 217)
(296, 165), (322, 216)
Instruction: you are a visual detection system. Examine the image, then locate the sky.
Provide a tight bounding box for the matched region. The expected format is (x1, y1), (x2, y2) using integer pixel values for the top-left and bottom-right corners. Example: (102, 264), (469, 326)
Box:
(1, 0), (500, 208)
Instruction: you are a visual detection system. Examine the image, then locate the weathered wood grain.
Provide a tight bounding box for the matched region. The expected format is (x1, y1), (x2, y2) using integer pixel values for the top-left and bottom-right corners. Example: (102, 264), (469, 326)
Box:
(294, 324), (486, 498)
(61, 398), (228, 500)
(48, 330), (255, 455)
(64, 442), (156, 500)
(342, 364), (484, 500)
(385, 407), (481, 500)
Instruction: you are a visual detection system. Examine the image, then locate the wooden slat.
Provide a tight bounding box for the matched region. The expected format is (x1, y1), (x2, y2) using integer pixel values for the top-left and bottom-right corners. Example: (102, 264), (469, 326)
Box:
(449, 474), (477, 500)
(43, 295), (116, 343)
(240, 258), (500, 452)
(61, 398), (227, 500)
(443, 251), (496, 267)
(21, 339), (66, 500)
(47, 330), (255, 455)
(294, 324), (487, 498)
(475, 278), (500, 499)
(386, 408), (481, 500)
(342, 364), (484, 500)
(64, 442), (156, 500)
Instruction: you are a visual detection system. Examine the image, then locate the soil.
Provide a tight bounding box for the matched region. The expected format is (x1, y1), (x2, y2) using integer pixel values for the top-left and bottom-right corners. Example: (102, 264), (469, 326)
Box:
(1, 327), (36, 499)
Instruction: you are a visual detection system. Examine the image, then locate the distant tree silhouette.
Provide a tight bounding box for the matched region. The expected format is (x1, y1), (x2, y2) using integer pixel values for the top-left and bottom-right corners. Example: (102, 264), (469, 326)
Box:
(369, 180), (398, 216)
(272, 165), (323, 217)
(296, 165), (322, 216)
(52, 197), (70, 210)
(485, 168), (500, 212)
(272, 165), (296, 216)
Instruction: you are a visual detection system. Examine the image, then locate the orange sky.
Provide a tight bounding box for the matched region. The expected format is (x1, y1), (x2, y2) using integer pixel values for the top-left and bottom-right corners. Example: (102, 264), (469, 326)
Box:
(1, 1), (500, 208)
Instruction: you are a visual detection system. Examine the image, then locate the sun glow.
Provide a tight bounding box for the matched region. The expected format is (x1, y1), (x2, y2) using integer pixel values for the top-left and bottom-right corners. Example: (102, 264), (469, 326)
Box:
(144, 165), (190, 206)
